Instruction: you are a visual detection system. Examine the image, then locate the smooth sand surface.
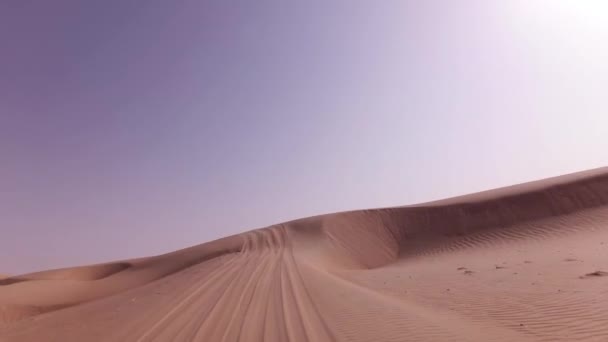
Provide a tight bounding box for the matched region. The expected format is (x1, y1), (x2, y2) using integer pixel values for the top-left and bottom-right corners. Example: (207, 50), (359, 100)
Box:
(2, 167), (608, 341)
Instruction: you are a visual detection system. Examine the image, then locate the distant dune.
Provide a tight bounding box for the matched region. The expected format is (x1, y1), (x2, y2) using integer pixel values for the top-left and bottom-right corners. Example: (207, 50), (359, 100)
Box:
(2, 167), (608, 341)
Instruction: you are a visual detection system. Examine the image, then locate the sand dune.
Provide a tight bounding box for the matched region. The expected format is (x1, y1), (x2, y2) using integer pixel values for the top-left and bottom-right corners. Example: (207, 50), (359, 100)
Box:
(2, 167), (608, 341)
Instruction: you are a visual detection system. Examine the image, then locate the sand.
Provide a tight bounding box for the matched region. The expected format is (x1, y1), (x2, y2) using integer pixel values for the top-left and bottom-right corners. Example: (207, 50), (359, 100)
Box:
(2, 167), (608, 341)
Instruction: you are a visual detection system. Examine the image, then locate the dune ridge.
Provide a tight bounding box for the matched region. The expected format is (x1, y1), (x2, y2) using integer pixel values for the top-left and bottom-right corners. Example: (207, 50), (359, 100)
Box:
(1, 167), (608, 341)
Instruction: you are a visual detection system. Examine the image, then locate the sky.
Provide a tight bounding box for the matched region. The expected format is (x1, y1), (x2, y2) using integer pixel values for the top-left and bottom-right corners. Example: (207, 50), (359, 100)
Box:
(1, 1), (607, 274)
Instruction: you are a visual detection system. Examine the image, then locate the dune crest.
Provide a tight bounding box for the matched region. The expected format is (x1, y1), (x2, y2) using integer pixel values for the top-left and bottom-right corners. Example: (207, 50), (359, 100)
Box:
(2, 167), (608, 341)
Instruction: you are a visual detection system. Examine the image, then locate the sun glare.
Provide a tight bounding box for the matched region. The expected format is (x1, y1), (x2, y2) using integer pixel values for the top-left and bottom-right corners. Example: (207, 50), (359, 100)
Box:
(546, 0), (608, 30)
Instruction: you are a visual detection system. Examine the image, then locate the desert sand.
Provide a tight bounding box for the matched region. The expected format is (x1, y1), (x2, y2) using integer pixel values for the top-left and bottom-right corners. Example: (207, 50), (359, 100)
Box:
(2, 167), (608, 341)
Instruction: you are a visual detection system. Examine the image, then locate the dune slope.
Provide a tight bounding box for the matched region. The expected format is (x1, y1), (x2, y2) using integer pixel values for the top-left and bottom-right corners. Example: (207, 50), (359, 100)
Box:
(2, 167), (608, 341)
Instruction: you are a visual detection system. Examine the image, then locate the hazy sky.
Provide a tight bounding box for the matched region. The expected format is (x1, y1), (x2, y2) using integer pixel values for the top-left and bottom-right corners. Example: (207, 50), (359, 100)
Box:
(2, 1), (607, 274)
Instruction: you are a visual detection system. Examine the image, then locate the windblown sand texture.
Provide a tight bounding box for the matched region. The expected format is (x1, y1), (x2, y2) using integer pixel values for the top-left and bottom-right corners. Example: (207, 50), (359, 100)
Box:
(2, 168), (608, 341)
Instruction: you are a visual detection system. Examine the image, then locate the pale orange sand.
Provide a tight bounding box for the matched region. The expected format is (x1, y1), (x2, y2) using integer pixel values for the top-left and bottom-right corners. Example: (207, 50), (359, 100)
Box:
(2, 167), (608, 341)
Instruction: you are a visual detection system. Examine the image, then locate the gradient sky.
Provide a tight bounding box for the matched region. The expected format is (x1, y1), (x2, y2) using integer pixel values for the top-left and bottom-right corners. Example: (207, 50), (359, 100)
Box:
(2, 1), (607, 274)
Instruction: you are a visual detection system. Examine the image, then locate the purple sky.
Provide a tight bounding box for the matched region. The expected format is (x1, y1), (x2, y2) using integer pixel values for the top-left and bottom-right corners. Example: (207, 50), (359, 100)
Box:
(2, 1), (607, 274)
